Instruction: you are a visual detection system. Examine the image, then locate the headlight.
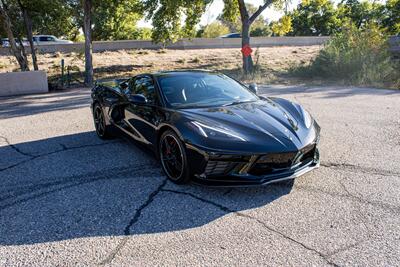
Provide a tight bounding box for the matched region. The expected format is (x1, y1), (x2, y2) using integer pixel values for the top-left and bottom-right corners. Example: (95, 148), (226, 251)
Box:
(190, 121), (246, 142)
(301, 108), (313, 128)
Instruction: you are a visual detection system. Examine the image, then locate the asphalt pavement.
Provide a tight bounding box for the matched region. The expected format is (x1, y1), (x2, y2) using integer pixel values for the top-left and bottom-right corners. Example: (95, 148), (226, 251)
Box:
(0, 85), (399, 266)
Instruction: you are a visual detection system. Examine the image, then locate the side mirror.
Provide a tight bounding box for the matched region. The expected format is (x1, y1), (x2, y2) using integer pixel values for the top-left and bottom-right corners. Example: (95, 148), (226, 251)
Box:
(249, 83), (258, 95)
(128, 94), (147, 104)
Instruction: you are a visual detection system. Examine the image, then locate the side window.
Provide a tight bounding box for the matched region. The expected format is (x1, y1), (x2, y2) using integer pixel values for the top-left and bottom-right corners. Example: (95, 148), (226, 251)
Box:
(128, 76), (158, 105)
(39, 36), (55, 42)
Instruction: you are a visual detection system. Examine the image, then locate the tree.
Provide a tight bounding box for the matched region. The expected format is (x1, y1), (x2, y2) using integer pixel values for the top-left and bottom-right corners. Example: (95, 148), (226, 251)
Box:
(145, 0), (284, 73)
(337, 0), (384, 30)
(271, 14), (292, 36)
(31, 0), (78, 40)
(91, 0), (143, 41)
(250, 24), (272, 37)
(288, 0), (340, 36)
(0, 0), (29, 71)
(235, 0), (277, 72)
(381, 0), (400, 35)
(16, 0), (38, 70)
(1, 0), (79, 71)
(83, 0), (93, 86)
(199, 21), (230, 38)
(218, 3), (272, 37)
(143, 0), (210, 45)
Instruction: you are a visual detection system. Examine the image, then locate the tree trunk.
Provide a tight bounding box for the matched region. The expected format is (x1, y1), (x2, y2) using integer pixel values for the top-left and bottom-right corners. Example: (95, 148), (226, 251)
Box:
(237, 0), (272, 74)
(83, 0), (93, 87)
(0, 1), (29, 71)
(19, 2), (38, 71)
(17, 37), (29, 63)
(241, 22), (253, 74)
(237, 0), (253, 74)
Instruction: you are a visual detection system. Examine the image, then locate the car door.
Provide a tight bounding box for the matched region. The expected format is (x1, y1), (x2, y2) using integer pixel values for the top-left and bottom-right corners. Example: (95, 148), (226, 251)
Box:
(123, 75), (162, 145)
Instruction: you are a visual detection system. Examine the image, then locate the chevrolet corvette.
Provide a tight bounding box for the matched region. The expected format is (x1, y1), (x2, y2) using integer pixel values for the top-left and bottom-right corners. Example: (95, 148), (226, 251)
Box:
(91, 70), (320, 186)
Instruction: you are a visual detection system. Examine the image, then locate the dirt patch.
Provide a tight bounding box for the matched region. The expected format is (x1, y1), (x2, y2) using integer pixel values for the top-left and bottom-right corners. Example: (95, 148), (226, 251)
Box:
(0, 46), (322, 84)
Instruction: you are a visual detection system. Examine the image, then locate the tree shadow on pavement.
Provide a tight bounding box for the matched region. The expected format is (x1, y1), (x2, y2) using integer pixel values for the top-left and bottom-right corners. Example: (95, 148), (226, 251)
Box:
(0, 88), (91, 119)
(0, 130), (293, 246)
(259, 85), (400, 99)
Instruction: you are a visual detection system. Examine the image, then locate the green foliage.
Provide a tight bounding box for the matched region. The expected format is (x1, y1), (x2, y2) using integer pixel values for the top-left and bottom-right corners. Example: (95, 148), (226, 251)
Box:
(250, 24), (272, 37)
(219, 1), (272, 36)
(381, 0), (400, 35)
(200, 21), (230, 38)
(284, 0), (399, 36)
(288, 0), (340, 36)
(91, 0), (143, 41)
(292, 23), (400, 88)
(144, 0), (211, 45)
(1, 0), (79, 39)
(337, 0), (384, 30)
(271, 15), (292, 36)
(219, 0), (240, 32)
(137, 27), (152, 40)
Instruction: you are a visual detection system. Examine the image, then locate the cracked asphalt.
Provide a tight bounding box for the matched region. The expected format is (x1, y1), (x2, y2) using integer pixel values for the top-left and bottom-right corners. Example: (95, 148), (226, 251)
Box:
(0, 85), (399, 266)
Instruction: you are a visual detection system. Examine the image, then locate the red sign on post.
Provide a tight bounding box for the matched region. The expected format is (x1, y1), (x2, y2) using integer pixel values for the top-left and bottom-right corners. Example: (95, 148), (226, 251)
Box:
(241, 44), (253, 57)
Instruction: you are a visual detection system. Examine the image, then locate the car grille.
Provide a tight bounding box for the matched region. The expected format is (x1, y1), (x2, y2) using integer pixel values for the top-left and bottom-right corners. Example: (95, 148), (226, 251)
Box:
(204, 161), (238, 176)
(248, 144), (316, 176)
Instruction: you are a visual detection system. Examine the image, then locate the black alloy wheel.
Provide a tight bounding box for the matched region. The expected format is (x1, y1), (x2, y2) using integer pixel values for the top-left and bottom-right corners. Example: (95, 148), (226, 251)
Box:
(93, 103), (112, 139)
(159, 130), (190, 184)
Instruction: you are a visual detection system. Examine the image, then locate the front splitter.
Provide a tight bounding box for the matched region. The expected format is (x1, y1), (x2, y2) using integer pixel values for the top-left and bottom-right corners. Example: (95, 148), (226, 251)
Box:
(191, 161), (319, 187)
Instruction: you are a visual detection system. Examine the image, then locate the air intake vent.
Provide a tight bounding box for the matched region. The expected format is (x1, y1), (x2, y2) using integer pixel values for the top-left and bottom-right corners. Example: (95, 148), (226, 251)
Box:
(204, 161), (236, 176)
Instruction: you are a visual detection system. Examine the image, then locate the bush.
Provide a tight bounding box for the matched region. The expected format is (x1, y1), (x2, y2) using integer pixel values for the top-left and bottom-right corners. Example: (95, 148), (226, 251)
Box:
(292, 23), (400, 88)
(251, 24), (272, 37)
(201, 22), (230, 38)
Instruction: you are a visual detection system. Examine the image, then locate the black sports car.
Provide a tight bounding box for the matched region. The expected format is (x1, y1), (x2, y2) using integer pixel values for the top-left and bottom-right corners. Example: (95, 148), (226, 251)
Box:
(91, 70), (320, 186)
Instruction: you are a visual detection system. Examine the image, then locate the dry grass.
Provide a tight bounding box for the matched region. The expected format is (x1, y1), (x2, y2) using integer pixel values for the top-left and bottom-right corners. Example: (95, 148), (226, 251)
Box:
(0, 46), (322, 85)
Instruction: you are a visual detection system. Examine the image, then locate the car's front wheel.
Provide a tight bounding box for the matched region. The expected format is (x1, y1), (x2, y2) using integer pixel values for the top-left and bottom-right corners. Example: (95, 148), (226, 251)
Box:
(159, 130), (190, 184)
(93, 103), (112, 139)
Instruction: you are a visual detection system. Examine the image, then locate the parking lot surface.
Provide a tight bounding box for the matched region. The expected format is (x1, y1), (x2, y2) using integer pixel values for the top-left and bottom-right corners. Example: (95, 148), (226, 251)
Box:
(0, 85), (399, 266)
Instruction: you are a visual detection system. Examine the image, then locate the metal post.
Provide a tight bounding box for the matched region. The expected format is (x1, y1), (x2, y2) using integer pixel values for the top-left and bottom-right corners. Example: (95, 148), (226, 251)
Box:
(61, 59), (65, 88)
(67, 66), (71, 87)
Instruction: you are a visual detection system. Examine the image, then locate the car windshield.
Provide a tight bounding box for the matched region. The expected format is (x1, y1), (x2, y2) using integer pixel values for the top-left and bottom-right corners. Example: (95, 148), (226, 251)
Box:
(157, 73), (258, 108)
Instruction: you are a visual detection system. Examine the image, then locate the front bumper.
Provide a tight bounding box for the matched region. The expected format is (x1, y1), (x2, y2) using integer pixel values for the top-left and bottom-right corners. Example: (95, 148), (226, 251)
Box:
(186, 142), (320, 187)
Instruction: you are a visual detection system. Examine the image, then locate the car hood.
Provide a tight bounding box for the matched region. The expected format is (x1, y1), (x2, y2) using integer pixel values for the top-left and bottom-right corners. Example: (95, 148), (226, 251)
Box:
(178, 98), (318, 153)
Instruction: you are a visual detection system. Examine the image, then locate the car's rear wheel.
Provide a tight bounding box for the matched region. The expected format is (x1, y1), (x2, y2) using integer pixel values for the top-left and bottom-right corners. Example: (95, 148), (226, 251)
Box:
(159, 130), (190, 184)
(93, 103), (112, 139)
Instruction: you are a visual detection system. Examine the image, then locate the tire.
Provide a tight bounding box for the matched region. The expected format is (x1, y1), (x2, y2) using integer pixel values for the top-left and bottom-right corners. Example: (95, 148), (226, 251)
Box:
(159, 130), (190, 184)
(93, 103), (113, 139)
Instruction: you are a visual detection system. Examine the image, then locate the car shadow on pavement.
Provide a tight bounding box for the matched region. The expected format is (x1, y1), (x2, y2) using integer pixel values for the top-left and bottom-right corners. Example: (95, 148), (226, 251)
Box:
(0, 130), (293, 246)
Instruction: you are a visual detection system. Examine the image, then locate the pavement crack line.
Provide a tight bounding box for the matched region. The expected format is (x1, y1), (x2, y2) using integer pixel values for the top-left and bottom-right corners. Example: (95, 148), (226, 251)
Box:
(0, 165), (161, 212)
(337, 179), (374, 237)
(161, 189), (340, 267)
(294, 184), (400, 214)
(100, 178), (168, 266)
(320, 162), (400, 177)
(0, 163), (160, 205)
(0, 135), (35, 158)
(0, 140), (121, 172)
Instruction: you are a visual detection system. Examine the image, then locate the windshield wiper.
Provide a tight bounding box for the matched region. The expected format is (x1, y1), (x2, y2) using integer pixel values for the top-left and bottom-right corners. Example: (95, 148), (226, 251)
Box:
(222, 100), (255, 106)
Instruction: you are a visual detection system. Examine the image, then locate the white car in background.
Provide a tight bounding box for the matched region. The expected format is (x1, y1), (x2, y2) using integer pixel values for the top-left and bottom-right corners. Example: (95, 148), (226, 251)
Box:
(1, 35), (73, 47)
(33, 35), (73, 45)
